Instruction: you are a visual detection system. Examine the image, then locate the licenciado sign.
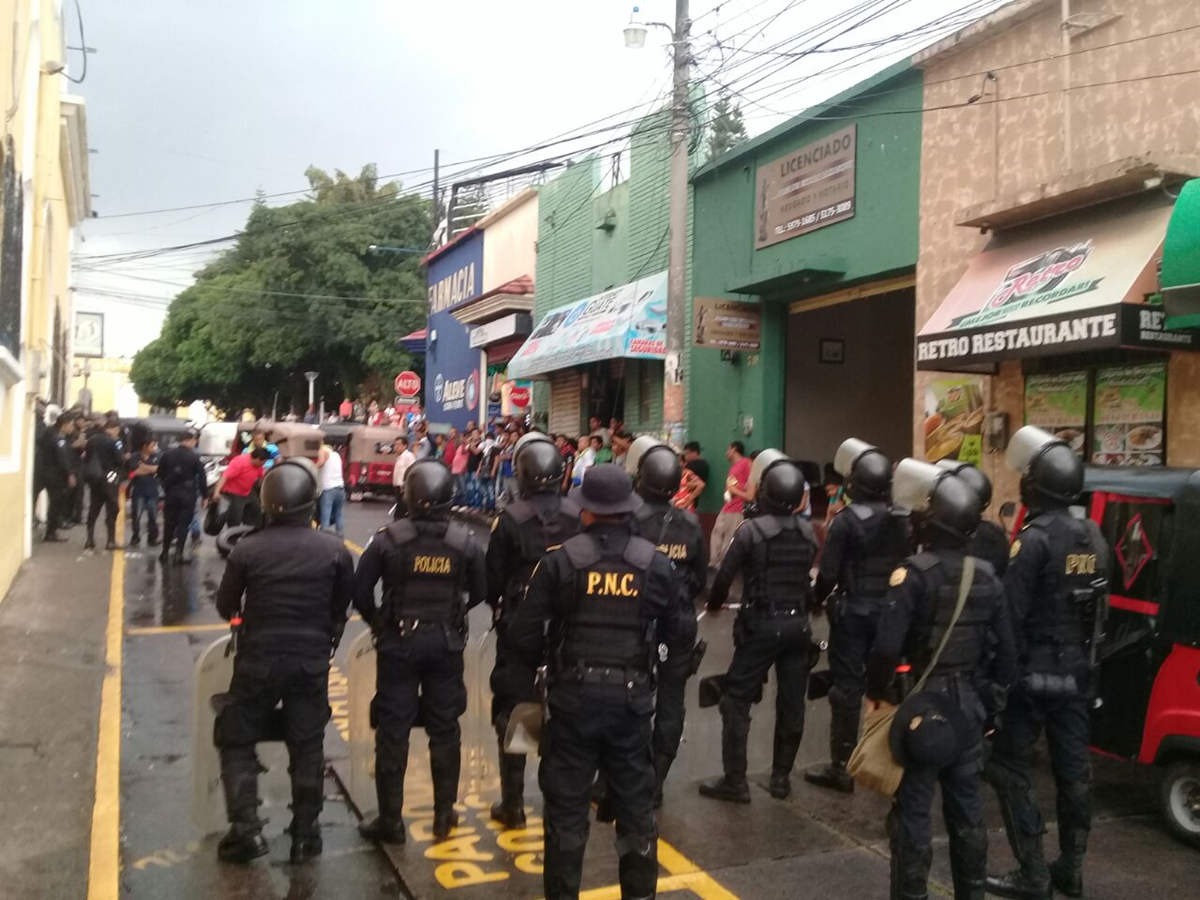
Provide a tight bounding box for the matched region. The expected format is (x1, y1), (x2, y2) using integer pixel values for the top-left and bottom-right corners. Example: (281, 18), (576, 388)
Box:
(755, 124), (856, 250)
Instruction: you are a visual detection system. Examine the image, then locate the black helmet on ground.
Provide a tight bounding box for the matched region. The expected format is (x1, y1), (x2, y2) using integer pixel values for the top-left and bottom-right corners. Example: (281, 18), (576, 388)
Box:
(626, 436), (681, 501)
(893, 458), (980, 547)
(936, 459), (993, 514)
(514, 432), (563, 496)
(834, 437), (892, 503)
(404, 459), (455, 516)
(1005, 425), (1083, 510)
(751, 449), (807, 515)
(260, 457), (321, 523)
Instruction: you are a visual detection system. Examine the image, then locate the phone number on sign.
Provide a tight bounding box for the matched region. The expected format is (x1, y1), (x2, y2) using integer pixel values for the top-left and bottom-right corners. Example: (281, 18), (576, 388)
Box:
(774, 199), (853, 236)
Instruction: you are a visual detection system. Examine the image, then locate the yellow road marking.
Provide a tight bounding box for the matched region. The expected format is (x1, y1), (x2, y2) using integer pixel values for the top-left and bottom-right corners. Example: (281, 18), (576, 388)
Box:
(575, 839), (738, 900)
(345, 537), (365, 555)
(87, 509), (125, 900)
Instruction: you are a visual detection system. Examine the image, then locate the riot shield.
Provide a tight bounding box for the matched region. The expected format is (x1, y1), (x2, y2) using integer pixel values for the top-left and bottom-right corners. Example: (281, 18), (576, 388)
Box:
(190, 635), (292, 834)
(347, 628), (378, 815)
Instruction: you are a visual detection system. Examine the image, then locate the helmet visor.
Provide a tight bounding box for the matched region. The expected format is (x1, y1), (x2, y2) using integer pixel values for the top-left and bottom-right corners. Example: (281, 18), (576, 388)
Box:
(1006, 425), (1058, 475)
(834, 438), (876, 478)
(626, 435), (665, 476)
(750, 448), (790, 490)
(892, 458), (942, 513)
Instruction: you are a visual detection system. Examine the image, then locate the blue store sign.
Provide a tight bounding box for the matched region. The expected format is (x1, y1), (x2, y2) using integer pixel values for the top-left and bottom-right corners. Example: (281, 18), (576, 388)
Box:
(425, 232), (484, 429)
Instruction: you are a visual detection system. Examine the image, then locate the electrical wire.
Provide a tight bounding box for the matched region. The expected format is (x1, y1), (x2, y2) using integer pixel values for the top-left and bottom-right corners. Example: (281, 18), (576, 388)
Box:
(63, 0), (87, 85)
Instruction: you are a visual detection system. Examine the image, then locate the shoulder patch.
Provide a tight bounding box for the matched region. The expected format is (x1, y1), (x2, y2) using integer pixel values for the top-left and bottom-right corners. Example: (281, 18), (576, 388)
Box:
(889, 567), (908, 587)
(490, 516), (501, 533)
(545, 544), (562, 552)
(1010, 538), (1022, 559)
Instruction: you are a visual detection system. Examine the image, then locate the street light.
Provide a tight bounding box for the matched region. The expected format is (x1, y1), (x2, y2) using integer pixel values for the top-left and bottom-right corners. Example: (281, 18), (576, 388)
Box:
(367, 244), (424, 255)
(623, 1), (691, 445)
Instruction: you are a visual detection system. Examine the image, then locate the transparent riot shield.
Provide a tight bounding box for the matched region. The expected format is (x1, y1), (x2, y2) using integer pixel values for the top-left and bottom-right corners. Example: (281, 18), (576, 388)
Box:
(347, 628), (378, 815)
(190, 635), (293, 834)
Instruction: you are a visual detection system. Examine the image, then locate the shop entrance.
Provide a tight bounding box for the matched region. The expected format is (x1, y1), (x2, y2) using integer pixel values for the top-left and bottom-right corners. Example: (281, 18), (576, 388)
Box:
(583, 359), (625, 431)
(785, 283), (915, 477)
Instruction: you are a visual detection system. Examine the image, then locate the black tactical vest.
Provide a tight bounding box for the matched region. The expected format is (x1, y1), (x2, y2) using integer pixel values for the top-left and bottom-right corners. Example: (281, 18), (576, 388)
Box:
(381, 519), (471, 625)
(632, 503), (703, 594)
(742, 516), (816, 615)
(555, 532), (656, 675)
(846, 503), (910, 613)
(906, 552), (1001, 680)
(503, 497), (582, 609)
(1023, 514), (1107, 656)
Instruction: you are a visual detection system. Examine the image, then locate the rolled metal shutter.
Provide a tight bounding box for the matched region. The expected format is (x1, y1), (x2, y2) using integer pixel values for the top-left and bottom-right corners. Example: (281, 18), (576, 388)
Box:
(549, 371), (582, 436)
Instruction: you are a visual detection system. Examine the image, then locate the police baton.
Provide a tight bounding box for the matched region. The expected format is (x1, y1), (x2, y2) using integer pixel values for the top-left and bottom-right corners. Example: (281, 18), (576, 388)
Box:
(226, 615), (243, 658)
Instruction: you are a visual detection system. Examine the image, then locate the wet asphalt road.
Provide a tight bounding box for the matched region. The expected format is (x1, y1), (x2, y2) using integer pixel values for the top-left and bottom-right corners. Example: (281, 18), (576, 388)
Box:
(115, 501), (1200, 900)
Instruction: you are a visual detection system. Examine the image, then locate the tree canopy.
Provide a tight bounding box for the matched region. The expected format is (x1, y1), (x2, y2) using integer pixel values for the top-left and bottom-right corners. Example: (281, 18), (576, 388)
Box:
(707, 93), (748, 161)
(131, 164), (430, 415)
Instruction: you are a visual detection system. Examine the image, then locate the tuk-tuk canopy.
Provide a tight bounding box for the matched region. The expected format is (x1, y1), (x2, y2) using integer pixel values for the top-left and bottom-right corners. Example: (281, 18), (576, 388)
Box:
(349, 425), (405, 462)
(256, 421), (325, 459)
(1083, 465), (1199, 500)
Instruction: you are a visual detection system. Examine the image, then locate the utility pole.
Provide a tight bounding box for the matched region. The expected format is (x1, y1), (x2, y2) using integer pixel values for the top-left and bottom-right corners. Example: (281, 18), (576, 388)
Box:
(431, 148), (440, 244)
(662, 0), (690, 446)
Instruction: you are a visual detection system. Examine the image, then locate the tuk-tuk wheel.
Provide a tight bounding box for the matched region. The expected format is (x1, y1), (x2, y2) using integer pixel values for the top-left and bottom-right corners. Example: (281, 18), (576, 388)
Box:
(1161, 760), (1200, 848)
(216, 525), (256, 559)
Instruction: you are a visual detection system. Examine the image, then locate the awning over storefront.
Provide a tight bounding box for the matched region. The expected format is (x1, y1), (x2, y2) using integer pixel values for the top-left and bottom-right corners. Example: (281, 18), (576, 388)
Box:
(917, 197), (1200, 372)
(506, 271), (668, 379)
(1163, 179), (1200, 330)
(400, 328), (427, 355)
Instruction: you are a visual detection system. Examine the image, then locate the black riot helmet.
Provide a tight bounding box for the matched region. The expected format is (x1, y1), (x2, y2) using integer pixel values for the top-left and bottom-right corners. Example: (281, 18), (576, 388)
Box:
(626, 436), (681, 501)
(834, 437), (892, 502)
(936, 459), (992, 514)
(1006, 425), (1083, 511)
(404, 458), (455, 517)
(893, 458), (980, 548)
(260, 457), (321, 523)
(514, 432), (564, 496)
(751, 449), (807, 514)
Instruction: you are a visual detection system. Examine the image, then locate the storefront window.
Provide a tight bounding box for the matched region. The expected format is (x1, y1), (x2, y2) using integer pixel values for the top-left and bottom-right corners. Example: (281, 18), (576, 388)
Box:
(1024, 361), (1166, 466)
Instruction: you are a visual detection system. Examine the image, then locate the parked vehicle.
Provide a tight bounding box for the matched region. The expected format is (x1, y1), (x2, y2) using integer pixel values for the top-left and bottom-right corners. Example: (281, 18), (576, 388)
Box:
(346, 425), (402, 498)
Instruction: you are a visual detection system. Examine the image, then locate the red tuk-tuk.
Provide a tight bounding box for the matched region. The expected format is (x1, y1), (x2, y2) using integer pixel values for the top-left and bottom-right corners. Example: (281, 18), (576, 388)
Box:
(346, 425), (403, 498)
(1078, 466), (1200, 846)
(261, 421), (324, 460)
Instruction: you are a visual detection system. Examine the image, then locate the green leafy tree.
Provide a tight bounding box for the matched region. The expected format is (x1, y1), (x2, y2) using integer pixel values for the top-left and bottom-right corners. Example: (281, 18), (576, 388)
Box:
(131, 164), (430, 415)
(707, 92), (748, 161)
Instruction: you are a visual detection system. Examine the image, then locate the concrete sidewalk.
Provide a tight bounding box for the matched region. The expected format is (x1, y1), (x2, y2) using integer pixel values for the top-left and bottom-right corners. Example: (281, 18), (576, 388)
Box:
(0, 536), (116, 900)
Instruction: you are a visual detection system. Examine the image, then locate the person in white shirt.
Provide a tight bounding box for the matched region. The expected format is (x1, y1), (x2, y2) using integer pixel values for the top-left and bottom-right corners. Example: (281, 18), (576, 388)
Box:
(572, 435), (598, 487)
(316, 443), (347, 536)
(391, 435), (417, 518)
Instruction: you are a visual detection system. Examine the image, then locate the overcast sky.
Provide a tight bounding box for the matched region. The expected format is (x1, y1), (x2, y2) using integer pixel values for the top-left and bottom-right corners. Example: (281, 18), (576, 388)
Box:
(71, 0), (1004, 357)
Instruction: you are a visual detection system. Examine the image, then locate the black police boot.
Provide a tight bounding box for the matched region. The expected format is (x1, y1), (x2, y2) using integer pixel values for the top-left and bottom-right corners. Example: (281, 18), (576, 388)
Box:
(699, 706), (751, 803)
(985, 833), (1052, 900)
(430, 743), (461, 840)
(105, 523), (123, 551)
(946, 822), (987, 900)
(288, 784), (324, 865)
(770, 733), (802, 799)
(804, 762), (855, 794)
(617, 833), (658, 900)
(889, 833), (933, 900)
(359, 767), (406, 844)
(218, 757), (268, 864)
(544, 838), (587, 900)
(653, 752), (674, 809)
(159, 538), (171, 562)
(173, 544), (188, 565)
(1048, 829), (1086, 899)
(490, 745), (527, 829)
(84, 532), (96, 551)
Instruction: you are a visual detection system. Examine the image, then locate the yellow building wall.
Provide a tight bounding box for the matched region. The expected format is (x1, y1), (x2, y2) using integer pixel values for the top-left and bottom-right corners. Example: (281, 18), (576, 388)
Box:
(70, 357), (154, 418)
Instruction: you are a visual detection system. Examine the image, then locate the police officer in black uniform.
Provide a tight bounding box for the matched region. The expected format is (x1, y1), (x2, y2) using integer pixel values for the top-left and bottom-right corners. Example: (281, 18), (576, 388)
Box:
(937, 459), (1010, 577)
(487, 432), (581, 829)
(867, 460), (1017, 900)
(504, 464), (679, 900)
(625, 437), (706, 804)
(985, 426), (1108, 900)
(806, 438), (911, 793)
(157, 429), (208, 564)
(214, 458), (355, 864)
(356, 458), (487, 843)
(41, 411), (80, 542)
(83, 419), (126, 551)
(699, 450), (818, 803)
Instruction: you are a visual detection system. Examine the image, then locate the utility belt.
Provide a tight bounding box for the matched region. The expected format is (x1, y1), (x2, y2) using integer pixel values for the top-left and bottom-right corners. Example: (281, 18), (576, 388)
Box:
(556, 663), (651, 689)
(386, 616), (464, 639)
(1020, 641), (1092, 700)
(748, 604), (805, 619)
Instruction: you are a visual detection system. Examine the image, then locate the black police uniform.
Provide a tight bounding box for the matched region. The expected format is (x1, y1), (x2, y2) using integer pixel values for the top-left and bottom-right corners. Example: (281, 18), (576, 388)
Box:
(631, 499), (706, 794)
(214, 518), (355, 856)
(505, 522), (679, 900)
(985, 510), (1108, 898)
(869, 551), (1017, 900)
(40, 424), (76, 540)
(970, 519), (1010, 578)
(156, 442), (206, 560)
(812, 501), (910, 780)
(486, 492), (581, 823)
(84, 431), (125, 548)
(702, 513), (818, 800)
(354, 516), (486, 838)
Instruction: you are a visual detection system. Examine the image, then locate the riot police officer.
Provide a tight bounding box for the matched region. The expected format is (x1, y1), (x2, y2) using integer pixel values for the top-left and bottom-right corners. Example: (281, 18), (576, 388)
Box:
(937, 459), (1010, 577)
(986, 427), (1108, 900)
(504, 464), (679, 900)
(83, 418), (126, 551)
(213, 458), (355, 864)
(157, 429), (208, 565)
(626, 436), (706, 804)
(486, 432), (581, 828)
(806, 438), (911, 794)
(867, 460), (1017, 900)
(699, 450), (817, 803)
(355, 459), (487, 843)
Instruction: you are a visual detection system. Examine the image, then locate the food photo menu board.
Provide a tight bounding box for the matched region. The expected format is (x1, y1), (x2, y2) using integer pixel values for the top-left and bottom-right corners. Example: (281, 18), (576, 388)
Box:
(1024, 371), (1088, 457)
(1092, 363), (1166, 466)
